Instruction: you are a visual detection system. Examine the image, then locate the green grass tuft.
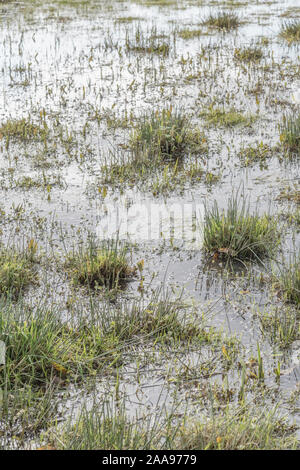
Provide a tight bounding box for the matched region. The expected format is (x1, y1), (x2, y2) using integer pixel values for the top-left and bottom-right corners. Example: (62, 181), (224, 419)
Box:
(0, 247), (38, 297)
(202, 12), (241, 31)
(280, 113), (300, 155)
(203, 195), (280, 261)
(65, 240), (136, 290)
(130, 108), (207, 161)
(234, 46), (263, 63)
(280, 20), (300, 43)
(277, 250), (300, 306)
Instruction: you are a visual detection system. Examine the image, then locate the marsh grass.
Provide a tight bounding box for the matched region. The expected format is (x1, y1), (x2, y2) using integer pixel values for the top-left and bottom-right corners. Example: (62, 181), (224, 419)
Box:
(65, 240), (136, 290)
(257, 306), (299, 348)
(199, 107), (255, 127)
(126, 27), (170, 56)
(178, 29), (203, 40)
(277, 250), (300, 306)
(203, 195), (280, 261)
(280, 113), (300, 155)
(0, 247), (38, 297)
(238, 142), (276, 167)
(202, 12), (241, 31)
(52, 400), (297, 450)
(234, 46), (263, 63)
(0, 117), (49, 145)
(177, 405), (297, 450)
(130, 108), (207, 161)
(51, 402), (177, 450)
(280, 20), (300, 43)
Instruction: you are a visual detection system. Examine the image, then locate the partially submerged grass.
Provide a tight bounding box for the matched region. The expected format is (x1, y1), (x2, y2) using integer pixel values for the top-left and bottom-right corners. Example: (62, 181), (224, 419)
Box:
(51, 401), (297, 450)
(126, 27), (170, 55)
(202, 12), (241, 31)
(234, 46), (263, 63)
(280, 20), (300, 43)
(0, 246), (38, 297)
(203, 195), (280, 261)
(257, 306), (299, 348)
(280, 113), (300, 155)
(0, 117), (48, 145)
(130, 108), (207, 161)
(65, 240), (136, 290)
(199, 107), (255, 127)
(177, 405), (297, 450)
(238, 142), (276, 167)
(277, 185), (300, 204)
(277, 250), (300, 306)
(178, 29), (203, 40)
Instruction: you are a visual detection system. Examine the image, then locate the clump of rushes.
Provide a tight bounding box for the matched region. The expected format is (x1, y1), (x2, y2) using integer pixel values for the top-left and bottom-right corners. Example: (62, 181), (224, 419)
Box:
(65, 240), (136, 290)
(280, 113), (300, 155)
(0, 247), (38, 297)
(280, 20), (300, 43)
(130, 108), (207, 162)
(0, 117), (48, 144)
(203, 195), (279, 261)
(202, 12), (241, 31)
(234, 46), (263, 63)
(199, 106), (255, 127)
(126, 27), (170, 56)
(277, 250), (300, 306)
(178, 29), (203, 39)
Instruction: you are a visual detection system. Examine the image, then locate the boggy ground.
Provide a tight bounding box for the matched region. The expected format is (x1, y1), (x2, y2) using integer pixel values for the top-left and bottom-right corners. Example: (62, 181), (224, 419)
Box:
(0, 0), (300, 450)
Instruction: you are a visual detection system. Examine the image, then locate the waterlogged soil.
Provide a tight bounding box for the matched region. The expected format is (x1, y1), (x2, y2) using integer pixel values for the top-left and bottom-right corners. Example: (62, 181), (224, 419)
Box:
(1, 0), (300, 448)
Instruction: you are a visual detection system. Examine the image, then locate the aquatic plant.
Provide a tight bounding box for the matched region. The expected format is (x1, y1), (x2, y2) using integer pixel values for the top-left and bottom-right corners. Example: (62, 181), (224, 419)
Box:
(203, 195), (280, 261)
(65, 240), (135, 290)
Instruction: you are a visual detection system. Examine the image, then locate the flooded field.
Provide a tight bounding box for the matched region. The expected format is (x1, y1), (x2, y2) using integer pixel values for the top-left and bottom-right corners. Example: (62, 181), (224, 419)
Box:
(0, 0), (300, 450)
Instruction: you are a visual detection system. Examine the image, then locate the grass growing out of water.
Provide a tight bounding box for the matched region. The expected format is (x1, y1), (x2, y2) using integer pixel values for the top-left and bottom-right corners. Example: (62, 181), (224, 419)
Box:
(178, 29), (203, 40)
(177, 405), (297, 450)
(0, 117), (48, 145)
(203, 195), (279, 261)
(238, 142), (275, 167)
(234, 46), (263, 63)
(199, 107), (255, 127)
(202, 12), (241, 31)
(280, 20), (300, 43)
(126, 27), (170, 56)
(258, 306), (299, 348)
(278, 250), (300, 306)
(52, 401), (297, 450)
(130, 108), (207, 161)
(280, 113), (300, 155)
(65, 240), (136, 290)
(0, 247), (37, 297)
